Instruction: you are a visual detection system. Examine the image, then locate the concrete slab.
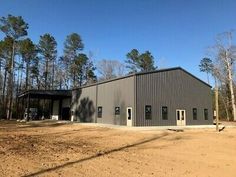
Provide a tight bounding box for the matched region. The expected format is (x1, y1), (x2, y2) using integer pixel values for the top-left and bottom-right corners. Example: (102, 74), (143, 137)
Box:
(75, 123), (236, 131)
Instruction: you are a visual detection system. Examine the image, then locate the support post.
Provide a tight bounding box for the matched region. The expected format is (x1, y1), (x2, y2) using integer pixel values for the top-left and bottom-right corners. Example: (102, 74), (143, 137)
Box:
(59, 99), (62, 120)
(27, 93), (30, 121)
(42, 98), (45, 120)
(215, 78), (219, 132)
(50, 98), (54, 119)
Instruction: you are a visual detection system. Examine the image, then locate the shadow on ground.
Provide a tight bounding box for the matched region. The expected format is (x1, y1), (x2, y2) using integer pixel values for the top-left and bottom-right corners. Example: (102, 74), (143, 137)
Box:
(0, 120), (73, 130)
(22, 132), (169, 177)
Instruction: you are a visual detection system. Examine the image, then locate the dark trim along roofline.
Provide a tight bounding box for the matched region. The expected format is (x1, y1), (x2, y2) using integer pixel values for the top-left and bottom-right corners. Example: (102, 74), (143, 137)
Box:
(73, 73), (136, 90)
(74, 67), (211, 90)
(136, 67), (211, 88)
(17, 89), (72, 98)
(178, 67), (212, 88)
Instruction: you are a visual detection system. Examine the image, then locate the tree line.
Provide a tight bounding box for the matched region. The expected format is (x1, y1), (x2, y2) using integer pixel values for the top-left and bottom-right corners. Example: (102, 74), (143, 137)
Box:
(199, 31), (236, 121)
(0, 14), (156, 119)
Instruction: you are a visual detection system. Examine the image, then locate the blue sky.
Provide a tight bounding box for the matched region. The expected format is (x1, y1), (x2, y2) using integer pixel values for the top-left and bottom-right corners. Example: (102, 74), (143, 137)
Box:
(0, 0), (236, 84)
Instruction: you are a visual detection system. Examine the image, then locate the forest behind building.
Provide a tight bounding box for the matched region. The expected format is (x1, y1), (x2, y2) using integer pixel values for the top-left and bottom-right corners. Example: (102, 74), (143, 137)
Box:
(1, 14), (236, 121)
(0, 15), (156, 119)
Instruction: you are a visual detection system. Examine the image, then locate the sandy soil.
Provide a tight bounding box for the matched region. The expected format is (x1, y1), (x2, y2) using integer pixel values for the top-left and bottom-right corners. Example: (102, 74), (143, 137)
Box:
(0, 120), (236, 177)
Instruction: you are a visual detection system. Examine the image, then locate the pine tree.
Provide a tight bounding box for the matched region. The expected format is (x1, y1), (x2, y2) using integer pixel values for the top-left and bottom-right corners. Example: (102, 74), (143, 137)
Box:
(0, 15), (28, 119)
(126, 49), (156, 73)
(62, 33), (84, 88)
(38, 34), (57, 90)
(18, 38), (37, 90)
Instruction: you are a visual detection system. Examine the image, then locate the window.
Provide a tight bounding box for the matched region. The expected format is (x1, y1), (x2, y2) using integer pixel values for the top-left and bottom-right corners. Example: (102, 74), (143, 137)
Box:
(97, 106), (102, 118)
(162, 106), (168, 120)
(204, 109), (208, 120)
(193, 108), (197, 120)
(115, 107), (120, 115)
(145, 105), (152, 119)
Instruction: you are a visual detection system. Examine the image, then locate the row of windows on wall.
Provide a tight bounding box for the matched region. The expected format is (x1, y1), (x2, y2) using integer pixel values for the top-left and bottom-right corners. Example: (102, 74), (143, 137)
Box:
(193, 108), (208, 120)
(97, 106), (209, 120)
(97, 106), (167, 119)
(97, 106), (121, 118)
(145, 106), (168, 120)
(145, 106), (209, 120)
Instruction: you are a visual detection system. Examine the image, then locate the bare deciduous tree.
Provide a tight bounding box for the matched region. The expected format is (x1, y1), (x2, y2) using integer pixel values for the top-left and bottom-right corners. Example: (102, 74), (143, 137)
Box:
(207, 31), (236, 121)
(97, 59), (125, 81)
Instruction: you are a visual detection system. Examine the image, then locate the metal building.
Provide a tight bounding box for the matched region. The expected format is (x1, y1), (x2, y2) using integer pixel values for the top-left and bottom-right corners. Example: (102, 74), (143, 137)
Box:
(70, 67), (213, 126)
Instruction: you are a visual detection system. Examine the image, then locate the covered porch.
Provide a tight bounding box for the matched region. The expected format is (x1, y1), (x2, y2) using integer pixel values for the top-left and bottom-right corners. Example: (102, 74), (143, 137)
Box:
(17, 90), (72, 121)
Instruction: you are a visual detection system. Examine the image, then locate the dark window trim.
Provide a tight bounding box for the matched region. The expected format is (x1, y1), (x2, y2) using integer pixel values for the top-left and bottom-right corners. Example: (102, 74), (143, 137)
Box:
(115, 107), (120, 115)
(97, 106), (102, 118)
(193, 108), (197, 120)
(204, 109), (208, 120)
(162, 106), (168, 120)
(127, 108), (132, 120)
(145, 105), (152, 120)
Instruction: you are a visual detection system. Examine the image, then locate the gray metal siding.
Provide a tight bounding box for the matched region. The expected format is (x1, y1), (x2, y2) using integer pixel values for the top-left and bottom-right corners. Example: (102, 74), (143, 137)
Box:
(136, 69), (213, 126)
(97, 76), (135, 125)
(71, 76), (135, 125)
(71, 86), (97, 122)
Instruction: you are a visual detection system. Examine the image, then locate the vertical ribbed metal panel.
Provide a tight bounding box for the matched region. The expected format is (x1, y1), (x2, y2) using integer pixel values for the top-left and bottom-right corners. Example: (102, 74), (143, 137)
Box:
(71, 76), (135, 125)
(71, 86), (97, 122)
(97, 76), (135, 125)
(136, 69), (213, 126)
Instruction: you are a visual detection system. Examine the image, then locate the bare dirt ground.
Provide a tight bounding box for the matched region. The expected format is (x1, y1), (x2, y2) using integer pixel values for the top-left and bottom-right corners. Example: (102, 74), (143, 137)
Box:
(0, 120), (236, 177)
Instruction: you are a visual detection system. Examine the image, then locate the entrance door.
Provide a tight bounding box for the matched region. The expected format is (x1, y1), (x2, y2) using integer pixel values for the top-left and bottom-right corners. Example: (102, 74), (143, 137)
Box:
(176, 109), (186, 126)
(61, 107), (70, 120)
(127, 107), (132, 126)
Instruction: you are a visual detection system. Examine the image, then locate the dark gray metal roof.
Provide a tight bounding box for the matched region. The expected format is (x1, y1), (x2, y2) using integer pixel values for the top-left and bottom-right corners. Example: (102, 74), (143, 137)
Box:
(75, 67), (211, 90)
(17, 89), (72, 99)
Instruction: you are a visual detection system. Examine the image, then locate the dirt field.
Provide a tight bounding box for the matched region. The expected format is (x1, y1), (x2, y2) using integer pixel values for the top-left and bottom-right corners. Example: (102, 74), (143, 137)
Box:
(0, 121), (236, 177)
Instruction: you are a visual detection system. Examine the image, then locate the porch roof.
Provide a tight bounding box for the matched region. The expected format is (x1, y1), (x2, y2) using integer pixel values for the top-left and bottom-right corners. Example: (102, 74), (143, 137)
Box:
(17, 89), (72, 99)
